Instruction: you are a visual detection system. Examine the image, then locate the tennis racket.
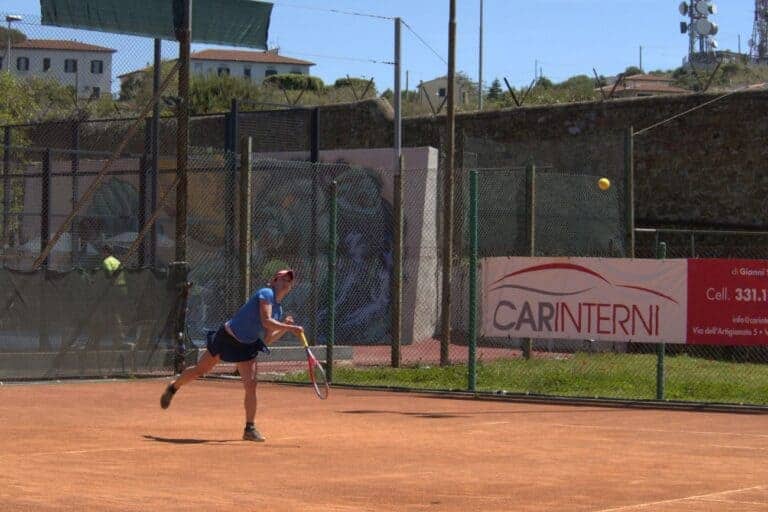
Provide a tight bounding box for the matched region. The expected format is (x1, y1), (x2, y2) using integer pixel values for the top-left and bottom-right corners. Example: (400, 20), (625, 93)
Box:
(299, 332), (329, 399)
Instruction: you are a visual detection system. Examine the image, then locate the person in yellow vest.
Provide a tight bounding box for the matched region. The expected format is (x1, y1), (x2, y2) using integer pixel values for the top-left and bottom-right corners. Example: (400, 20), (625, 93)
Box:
(100, 244), (127, 348)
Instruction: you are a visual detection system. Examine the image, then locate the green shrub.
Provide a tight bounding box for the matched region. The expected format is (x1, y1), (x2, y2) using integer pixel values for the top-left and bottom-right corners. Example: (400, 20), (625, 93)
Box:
(263, 74), (324, 91)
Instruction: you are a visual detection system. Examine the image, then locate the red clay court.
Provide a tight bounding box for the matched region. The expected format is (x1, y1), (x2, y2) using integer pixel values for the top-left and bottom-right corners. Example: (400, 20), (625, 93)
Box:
(1, 379), (767, 511)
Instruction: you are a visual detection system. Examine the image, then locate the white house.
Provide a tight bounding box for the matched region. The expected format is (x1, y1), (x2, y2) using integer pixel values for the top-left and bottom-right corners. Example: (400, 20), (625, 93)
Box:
(2, 39), (115, 98)
(417, 75), (474, 110)
(118, 48), (314, 87)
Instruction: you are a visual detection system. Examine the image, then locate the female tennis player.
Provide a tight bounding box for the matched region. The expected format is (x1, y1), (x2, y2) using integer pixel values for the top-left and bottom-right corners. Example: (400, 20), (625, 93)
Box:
(160, 269), (304, 442)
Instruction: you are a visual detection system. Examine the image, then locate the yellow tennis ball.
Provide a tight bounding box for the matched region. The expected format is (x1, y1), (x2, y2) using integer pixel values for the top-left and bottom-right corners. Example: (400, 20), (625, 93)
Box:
(598, 178), (611, 191)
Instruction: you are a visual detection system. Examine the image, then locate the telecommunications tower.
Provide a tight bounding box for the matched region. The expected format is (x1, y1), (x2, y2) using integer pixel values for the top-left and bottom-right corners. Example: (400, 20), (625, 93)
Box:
(749, 1), (768, 63)
(679, 1), (719, 63)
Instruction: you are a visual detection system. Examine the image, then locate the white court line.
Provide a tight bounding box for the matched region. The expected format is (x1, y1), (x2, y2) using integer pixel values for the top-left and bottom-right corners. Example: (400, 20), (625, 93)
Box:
(18, 447), (142, 457)
(593, 485), (768, 512)
(698, 498), (768, 506)
(550, 423), (768, 440)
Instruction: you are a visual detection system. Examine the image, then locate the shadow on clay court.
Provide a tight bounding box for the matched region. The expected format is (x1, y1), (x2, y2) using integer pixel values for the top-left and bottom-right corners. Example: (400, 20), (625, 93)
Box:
(143, 435), (241, 445)
(340, 410), (467, 419)
(339, 407), (613, 418)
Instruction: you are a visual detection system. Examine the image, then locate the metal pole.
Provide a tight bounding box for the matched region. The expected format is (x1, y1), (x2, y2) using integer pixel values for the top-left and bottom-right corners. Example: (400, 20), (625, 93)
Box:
(639, 45), (643, 72)
(392, 18), (403, 368)
(394, 17), (402, 163)
(478, 0), (484, 110)
(468, 170), (478, 391)
(151, 38), (161, 268)
(310, 107), (320, 342)
(327, 180), (338, 383)
(523, 161), (536, 360)
(41, 149), (52, 269)
(70, 122), (79, 267)
(6, 19), (11, 76)
(175, 0), (191, 264)
(656, 241), (667, 400)
(625, 127), (635, 257)
(239, 137), (252, 304)
(225, 99), (239, 315)
(138, 152), (147, 267)
(2, 127), (10, 248)
(40, 149), (51, 352)
(139, 118), (152, 268)
(440, 0), (457, 366)
(392, 168), (403, 368)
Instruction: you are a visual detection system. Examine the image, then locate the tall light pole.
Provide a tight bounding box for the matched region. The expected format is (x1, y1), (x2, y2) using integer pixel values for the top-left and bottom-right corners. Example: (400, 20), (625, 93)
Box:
(478, 0), (484, 110)
(5, 15), (22, 75)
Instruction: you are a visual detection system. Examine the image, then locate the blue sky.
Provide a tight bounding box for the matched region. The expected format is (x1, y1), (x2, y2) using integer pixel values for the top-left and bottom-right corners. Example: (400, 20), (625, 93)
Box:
(0, 0), (758, 92)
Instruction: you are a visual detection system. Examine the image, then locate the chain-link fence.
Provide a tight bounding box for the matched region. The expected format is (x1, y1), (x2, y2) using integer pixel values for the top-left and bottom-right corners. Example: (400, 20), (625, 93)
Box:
(460, 171), (768, 406)
(0, 144), (227, 381)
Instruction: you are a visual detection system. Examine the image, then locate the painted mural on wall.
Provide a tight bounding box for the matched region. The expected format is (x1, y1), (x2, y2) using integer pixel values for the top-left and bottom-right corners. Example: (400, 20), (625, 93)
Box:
(250, 165), (395, 345)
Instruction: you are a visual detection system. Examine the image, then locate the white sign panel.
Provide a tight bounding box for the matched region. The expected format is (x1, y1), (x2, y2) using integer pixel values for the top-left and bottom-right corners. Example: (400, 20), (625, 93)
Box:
(481, 257), (688, 343)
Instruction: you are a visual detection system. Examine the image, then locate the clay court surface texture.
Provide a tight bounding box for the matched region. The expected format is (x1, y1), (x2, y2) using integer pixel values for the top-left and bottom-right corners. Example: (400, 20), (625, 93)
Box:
(1, 379), (766, 511)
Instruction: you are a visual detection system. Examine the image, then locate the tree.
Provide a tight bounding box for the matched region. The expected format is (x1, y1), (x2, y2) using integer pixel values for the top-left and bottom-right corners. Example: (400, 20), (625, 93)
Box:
(536, 76), (553, 89)
(0, 73), (36, 125)
(0, 27), (27, 45)
(263, 74), (324, 91)
(624, 66), (643, 76)
(486, 78), (503, 101)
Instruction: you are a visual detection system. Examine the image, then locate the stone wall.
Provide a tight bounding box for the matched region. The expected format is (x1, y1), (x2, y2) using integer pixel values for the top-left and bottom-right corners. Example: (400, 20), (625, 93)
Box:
(19, 90), (768, 229)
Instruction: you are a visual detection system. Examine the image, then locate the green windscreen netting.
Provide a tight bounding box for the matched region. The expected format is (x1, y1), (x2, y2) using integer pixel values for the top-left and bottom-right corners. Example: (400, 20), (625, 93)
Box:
(41, 0), (272, 48)
(0, 267), (184, 380)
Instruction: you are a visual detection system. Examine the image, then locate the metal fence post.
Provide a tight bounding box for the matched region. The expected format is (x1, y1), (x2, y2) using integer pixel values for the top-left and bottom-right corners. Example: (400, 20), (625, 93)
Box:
(327, 180), (338, 383)
(468, 169), (478, 392)
(41, 149), (52, 269)
(392, 168), (403, 368)
(224, 99), (239, 315)
(523, 160), (536, 360)
(70, 121), (80, 267)
(656, 241), (667, 400)
(625, 127), (635, 257)
(2, 126), (11, 250)
(239, 137), (252, 304)
(310, 107), (320, 342)
(39, 148), (52, 351)
(139, 118), (152, 268)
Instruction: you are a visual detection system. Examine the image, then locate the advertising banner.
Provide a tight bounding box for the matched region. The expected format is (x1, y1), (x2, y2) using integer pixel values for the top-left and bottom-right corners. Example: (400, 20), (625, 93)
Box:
(482, 257), (768, 345)
(687, 259), (768, 345)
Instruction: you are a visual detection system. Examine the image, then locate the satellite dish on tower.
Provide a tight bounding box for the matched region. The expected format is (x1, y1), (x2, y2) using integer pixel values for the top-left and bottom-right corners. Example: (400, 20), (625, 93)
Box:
(680, 21), (689, 34)
(695, 1), (713, 16)
(709, 22), (718, 35)
(694, 18), (715, 36)
(711, 39), (719, 49)
(679, 1), (688, 15)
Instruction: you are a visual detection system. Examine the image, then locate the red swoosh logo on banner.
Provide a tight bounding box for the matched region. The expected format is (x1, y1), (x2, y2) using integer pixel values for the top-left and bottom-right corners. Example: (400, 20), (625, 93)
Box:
(491, 263), (612, 286)
(491, 263), (677, 303)
(616, 285), (679, 304)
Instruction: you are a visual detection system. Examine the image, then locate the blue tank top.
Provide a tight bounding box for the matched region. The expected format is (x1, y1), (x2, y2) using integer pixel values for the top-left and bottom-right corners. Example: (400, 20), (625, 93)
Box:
(227, 287), (283, 344)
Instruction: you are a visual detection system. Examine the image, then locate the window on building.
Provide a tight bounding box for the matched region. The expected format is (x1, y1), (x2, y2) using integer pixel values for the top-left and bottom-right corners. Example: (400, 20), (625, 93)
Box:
(64, 59), (78, 73)
(91, 87), (101, 98)
(0, 57), (4, 70)
(91, 60), (104, 74)
(43, 58), (51, 71)
(194, 62), (203, 73)
(438, 87), (446, 97)
(290, 68), (302, 75)
(244, 67), (252, 79)
(264, 69), (278, 77)
(16, 57), (29, 71)
(217, 67), (230, 76)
